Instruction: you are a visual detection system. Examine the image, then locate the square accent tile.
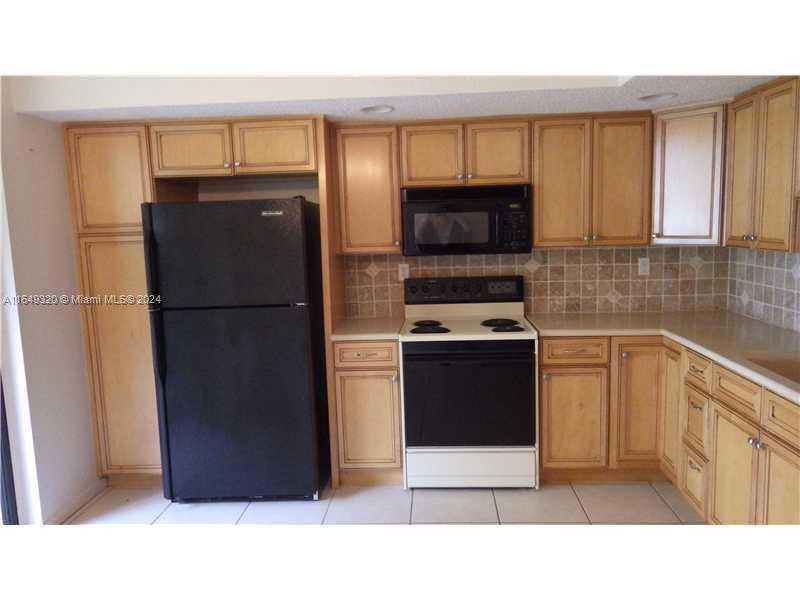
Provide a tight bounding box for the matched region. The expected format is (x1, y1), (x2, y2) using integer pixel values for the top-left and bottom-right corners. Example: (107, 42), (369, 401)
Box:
(324, 485), (412, 524)
(411, 489), (498, 524)
(494, 485), (589, 524)
(572, 483), (680, 524)
(239, 486), (333, 524)
(155, 501), (249, 524)
(68, 488), (170, 525)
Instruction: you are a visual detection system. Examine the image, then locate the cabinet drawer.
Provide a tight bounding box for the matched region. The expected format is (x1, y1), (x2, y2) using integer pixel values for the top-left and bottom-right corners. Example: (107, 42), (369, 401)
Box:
(334, 341), (398, 368)
(685, 350), (712, 392)
(680, 442), (707, 519)
(684, 384), (710, 456)
(711, 364), (762, 422)
(541, 337), (609, 365)
(761, 389), (800, 449)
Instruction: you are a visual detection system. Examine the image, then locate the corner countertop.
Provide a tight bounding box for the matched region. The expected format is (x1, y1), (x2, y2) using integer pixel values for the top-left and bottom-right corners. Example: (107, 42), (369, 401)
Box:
(526, 311), (800, 405)
(330, 317), (404, 341)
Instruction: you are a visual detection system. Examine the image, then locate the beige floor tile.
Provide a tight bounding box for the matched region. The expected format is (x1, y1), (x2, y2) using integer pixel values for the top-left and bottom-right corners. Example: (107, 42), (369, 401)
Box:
(412, 489), (498, 524)
(69, 488), (170, 525)
(572, 483), (680, 524)
(239, 486), (333, 524)
(324, 485), (412, 524)
(651, 481), (705, 524)
(494, 484), (589, 524)
(154, 501), (249, 524)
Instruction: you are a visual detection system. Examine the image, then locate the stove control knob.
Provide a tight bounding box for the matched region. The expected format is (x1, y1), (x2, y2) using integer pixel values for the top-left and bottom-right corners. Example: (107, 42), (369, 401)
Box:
(422, 285), (430, 293)
(410, 286), (418, 294)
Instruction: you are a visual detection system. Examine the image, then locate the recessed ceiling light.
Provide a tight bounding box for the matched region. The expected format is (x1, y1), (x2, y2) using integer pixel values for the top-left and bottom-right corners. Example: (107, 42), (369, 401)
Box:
(360, 104), (394, 114)
(638, 92), (678, 102)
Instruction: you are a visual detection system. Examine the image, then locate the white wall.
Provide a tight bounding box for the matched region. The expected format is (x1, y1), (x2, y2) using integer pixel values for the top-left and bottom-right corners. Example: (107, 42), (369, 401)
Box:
(1, 77), (103, 524)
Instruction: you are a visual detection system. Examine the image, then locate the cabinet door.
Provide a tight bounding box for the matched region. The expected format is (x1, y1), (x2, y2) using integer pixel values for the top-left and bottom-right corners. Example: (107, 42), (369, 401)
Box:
(754, 79), (798, 251)
(541, 366), (608, 468)
(591, 116), (652, 245)
(337, 127), (401, 254)
(149, 123), (233, 177)
(724, 96), (760, 247)
(610, 337), (662, 467)
(708, 400), (760, 524)
(756, 433), (800, 524)
(335, 370), (401, 469)
(532, 119), (592, 247)
(67, 125), (152, 234)
(658, 346), (682, 478)
(80, 237), (160, 474)
(465, 121), (530, 184)
(400, 124), (464, 186)
(651, 106), (724, 245)
(231, 119), (316, 175)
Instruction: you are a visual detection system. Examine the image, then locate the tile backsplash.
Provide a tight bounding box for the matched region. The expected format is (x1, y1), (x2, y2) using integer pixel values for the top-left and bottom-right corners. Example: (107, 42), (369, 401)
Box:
(728, 248), (800, 332)
(344, 246), (732, 321)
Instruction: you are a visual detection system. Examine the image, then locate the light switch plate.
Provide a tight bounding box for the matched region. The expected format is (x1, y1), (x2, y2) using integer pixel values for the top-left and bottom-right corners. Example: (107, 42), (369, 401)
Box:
(398, 263), (410, 280)
(638, 257), (650, 276)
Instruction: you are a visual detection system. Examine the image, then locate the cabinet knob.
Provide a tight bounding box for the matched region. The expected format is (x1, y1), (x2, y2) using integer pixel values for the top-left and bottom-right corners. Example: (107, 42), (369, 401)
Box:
(542, 373), (550, 380)
(651, 233), (659, 239)
(223, 162), (231, 168)
(394, 241), (400, 246)
(747, 436), (757, 446)
(592, 235), (599, 241)
(466, 173), (474, 179)
(751, 234), (758, 241)
(456, 173), (464, 180)
(583, 235), (590, 242)
(234, 161), (241, 167)
(755, 439), (765, 450)
(621, 352), (629, 358)
(391, 374), (397, 383)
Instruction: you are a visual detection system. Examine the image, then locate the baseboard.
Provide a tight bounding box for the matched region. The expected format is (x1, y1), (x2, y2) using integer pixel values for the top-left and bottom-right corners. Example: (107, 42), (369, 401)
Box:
(49, 477), (108, 525)
(338, 468), (403, 486)
(107, 473), (162, 489)
(541, 467), (668, 483)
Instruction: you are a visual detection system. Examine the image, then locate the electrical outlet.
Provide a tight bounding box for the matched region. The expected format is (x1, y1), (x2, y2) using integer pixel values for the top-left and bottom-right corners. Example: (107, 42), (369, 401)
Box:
(638, 257), (650, 276)
(398, 263), (410, 280)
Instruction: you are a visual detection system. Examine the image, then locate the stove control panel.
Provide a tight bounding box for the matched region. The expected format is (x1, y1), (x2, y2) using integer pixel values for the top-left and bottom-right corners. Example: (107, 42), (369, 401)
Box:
(404, 275), (524, 304)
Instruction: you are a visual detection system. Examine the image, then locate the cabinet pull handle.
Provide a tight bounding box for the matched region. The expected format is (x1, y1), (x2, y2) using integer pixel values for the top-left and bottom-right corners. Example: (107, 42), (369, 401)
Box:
(688, 460), (701, 472)
(561, 348), (587, 354)
(690, 402), (703, 411)
(771, 405), (777, 419)
(689, 365), (704, 375)
(365, 352), (379, 357)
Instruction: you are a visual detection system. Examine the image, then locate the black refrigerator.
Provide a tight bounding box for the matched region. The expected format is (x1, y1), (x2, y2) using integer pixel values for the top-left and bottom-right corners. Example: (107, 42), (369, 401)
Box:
(142, 198), (329, 502)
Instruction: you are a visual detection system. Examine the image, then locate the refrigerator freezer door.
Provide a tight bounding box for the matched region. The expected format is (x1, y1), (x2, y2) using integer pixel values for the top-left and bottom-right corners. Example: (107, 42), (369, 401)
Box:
(158, 305), (319, 500)
(143, 199), (309, 309)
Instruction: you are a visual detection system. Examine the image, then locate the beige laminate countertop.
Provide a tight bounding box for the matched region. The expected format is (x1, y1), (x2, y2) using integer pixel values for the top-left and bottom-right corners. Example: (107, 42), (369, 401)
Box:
(526, 311), (800, 404)
(330, 317), (404, 341)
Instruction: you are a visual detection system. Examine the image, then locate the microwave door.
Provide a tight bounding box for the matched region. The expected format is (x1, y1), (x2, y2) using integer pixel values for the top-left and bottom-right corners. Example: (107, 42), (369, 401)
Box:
(404, 204), (497, 255)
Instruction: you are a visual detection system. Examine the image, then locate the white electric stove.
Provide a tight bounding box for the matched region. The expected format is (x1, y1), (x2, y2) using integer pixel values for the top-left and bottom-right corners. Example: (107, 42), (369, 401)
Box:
(399, 275), (539, 489)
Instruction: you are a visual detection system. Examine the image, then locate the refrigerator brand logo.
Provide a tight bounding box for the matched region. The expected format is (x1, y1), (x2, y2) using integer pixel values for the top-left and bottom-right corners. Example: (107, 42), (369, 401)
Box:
(260, 210), (284, 217)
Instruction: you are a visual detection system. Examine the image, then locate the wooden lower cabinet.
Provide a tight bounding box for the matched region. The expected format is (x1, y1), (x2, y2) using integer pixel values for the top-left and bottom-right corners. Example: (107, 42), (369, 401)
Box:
(658, 345), (682, 479)
(680, 442), (708, 519)
(708, 400), (760, 524)
(756, 433), (800, 524)
(335, 369), (401, 469)
(79, 236), (160, 474)
(610, 337), (662, 467)
(541, 366), (609, 468)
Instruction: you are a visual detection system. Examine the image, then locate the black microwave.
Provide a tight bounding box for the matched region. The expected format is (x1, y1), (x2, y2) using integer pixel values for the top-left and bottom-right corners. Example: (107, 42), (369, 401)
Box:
(401, 185), (531, 256)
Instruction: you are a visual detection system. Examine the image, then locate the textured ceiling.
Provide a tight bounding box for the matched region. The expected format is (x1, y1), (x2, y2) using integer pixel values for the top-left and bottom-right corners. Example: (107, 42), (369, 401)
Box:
(29, 75), (775, 122)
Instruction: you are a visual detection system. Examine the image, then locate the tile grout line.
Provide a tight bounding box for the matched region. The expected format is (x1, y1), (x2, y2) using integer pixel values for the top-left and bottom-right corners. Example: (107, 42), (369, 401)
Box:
(234, 502), (251, 525)
(409, 489), (415, 525)
(321, 485), (337, 525)
(649, 481), (684, 524)
(569, 482), (593, 525)
(63, 486), (113, 525)
(490, 489), (501, 525)
(150, 499), (173, 525)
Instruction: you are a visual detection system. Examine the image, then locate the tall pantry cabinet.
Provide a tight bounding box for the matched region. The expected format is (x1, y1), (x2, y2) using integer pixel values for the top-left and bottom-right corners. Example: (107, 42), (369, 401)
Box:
(66, 125), (161, 476)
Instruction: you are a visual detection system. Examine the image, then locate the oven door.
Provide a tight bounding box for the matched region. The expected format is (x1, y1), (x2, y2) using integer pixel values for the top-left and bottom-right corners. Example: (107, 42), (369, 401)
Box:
(402, 201), (498, 255)
(402, 340), (535, 447)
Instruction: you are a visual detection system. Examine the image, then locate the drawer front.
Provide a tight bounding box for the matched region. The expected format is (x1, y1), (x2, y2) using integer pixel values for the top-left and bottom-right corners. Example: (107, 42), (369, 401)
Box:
(685, 350), (712, 392)
(334, 341), (398, 368)
(681, 443), (707, 519)
(684, 384), (709, 455)
(761, 389), (800, 450)
(541, 337), (609, 365)
(711, 364), (762, 422)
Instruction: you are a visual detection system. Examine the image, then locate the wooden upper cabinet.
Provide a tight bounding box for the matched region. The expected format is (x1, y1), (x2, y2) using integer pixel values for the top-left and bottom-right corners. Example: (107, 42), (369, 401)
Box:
(149, 123), (233, 177)
(465, 121), (530, 184)
(755, 433), (800, 524)
(541, 366), (609, 469)
(651, 106), (724, 245)
(708, 400), (760, 524)
(400, 124), (464, 186)
(592, 116), (652, 245)
(609, 337), (662, 467)
(659, 345), (682, 479)
(231, 119), (316, 175)
(80, 236), (160, 474)
(532, 119), (592, 246)
(67, 125), (152, 234)
(337, 127), (401, 254)
(724, 95), (760, 247)
(753, 79), (798, 251)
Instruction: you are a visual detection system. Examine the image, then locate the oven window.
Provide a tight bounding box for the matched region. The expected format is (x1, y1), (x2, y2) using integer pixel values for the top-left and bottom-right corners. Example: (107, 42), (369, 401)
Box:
(413, 212), (489, 245)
